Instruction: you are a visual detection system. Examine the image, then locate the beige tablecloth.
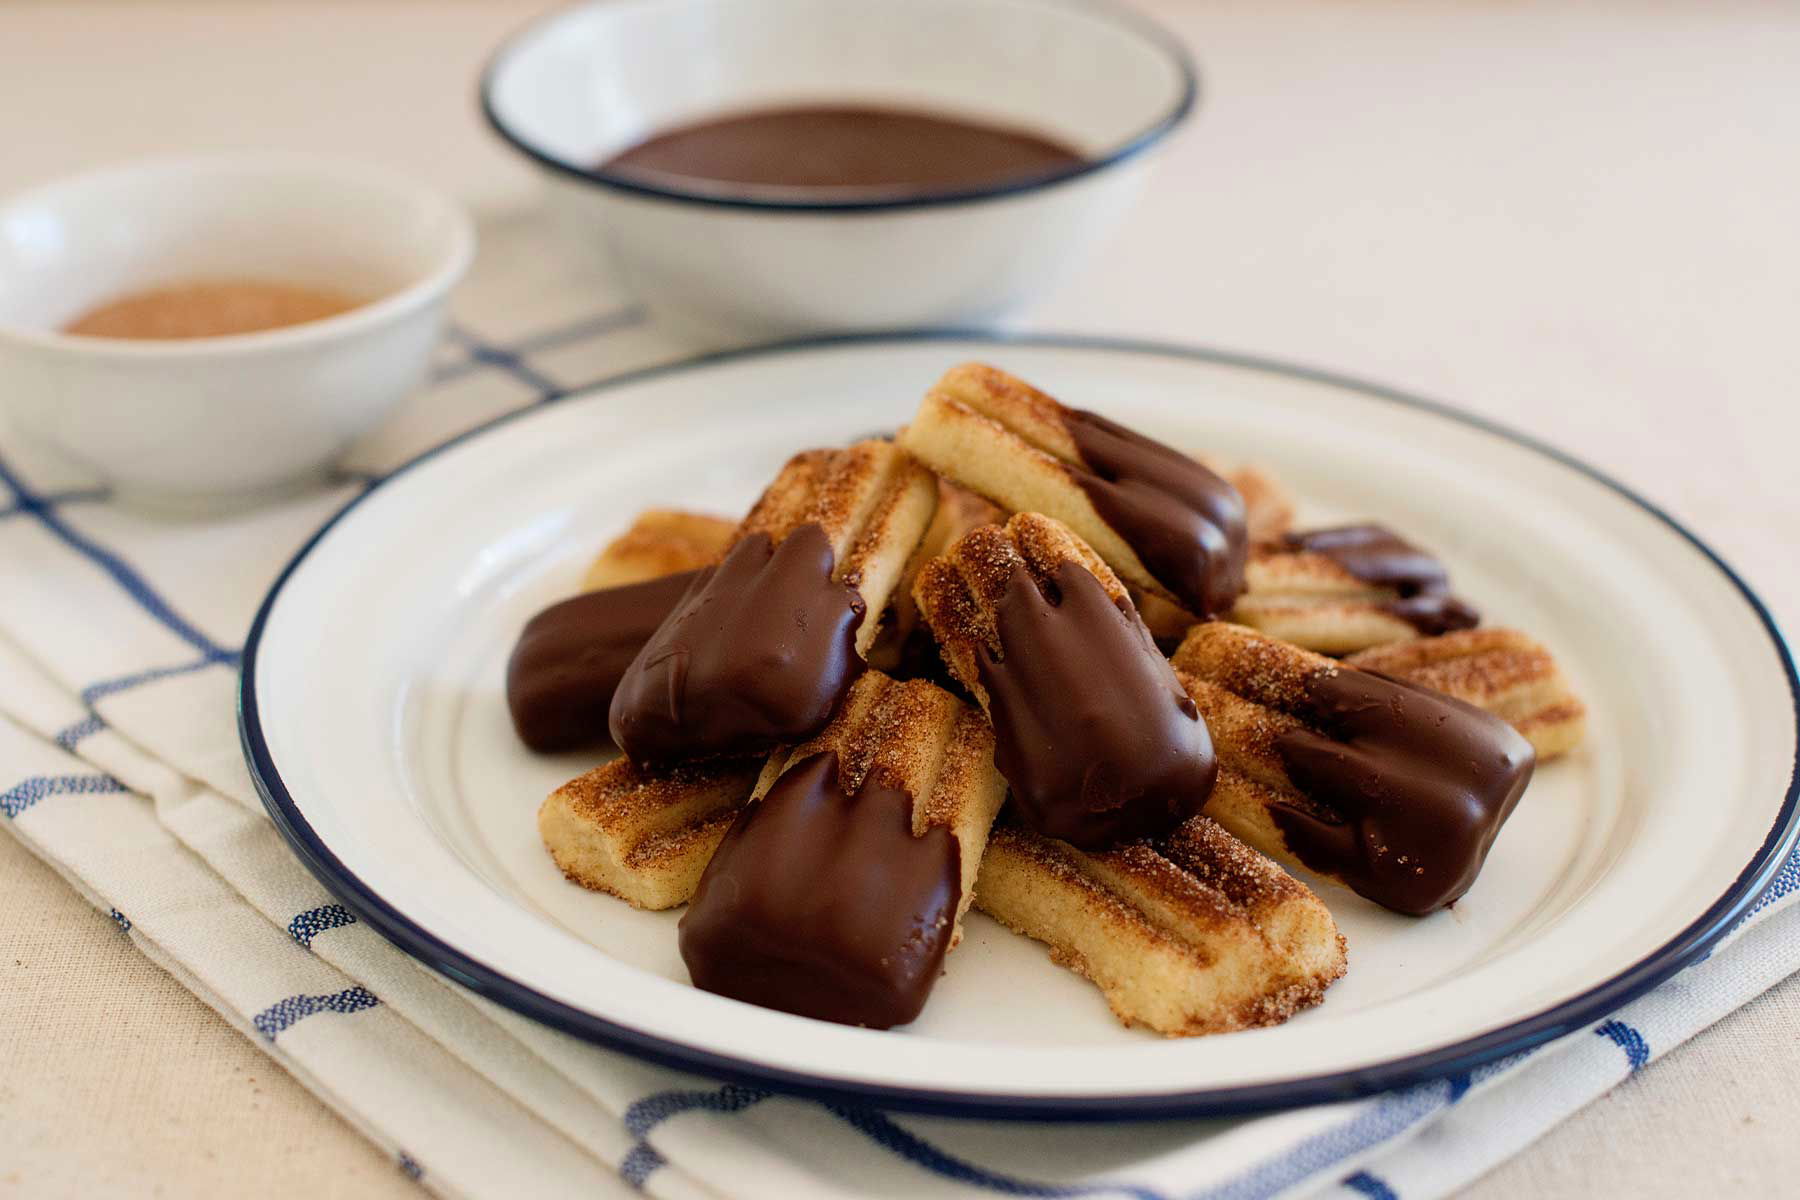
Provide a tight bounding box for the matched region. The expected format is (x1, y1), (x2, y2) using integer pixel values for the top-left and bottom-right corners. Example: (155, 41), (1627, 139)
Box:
(2, 2), (1797, 1195)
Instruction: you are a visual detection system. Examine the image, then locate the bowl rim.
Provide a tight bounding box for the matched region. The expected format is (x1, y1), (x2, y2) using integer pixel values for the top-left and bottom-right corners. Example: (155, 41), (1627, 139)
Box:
(478, 0), (1200, 214)
(0, 153), (476, 359)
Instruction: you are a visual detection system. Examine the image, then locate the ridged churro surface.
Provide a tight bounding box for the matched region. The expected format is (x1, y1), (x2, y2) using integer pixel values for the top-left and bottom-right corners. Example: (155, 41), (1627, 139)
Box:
(538, 757), (761, 910)
(1348, 628), (1586, 759)
(899, 363), (1247, 617)
(974, 815), (1345, 1035)
(1232, 525), (1478, 654)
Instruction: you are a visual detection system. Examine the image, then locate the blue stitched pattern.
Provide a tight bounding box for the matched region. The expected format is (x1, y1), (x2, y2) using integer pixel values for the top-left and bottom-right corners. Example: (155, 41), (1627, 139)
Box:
(617, 1085), (770, 1186)
(622, 1084), (770, 1137)
(1745, 845), (1799, 921)
(287, 904), (358, 949)
(397, 1152), (423, 1182)
(80, 654), (237, 707)
(251, 986), (380, 1040)
(1, 773), (128, 819)
(1188, 1081), (1448, 1200)
(431, 306), (644, 386)
(1595, 1019), (1651, 1071)
(0, 451), (237, 663)
(606, 1049), (1546, 1198)
(109, 908), (132, 934)
(52, 714), (106, 751)
(618, 1142), (665, 1189)
(825, 1104), (1170, 1200)
(1342, 1171), (1399, 1200)
(444, 323), (565, 400)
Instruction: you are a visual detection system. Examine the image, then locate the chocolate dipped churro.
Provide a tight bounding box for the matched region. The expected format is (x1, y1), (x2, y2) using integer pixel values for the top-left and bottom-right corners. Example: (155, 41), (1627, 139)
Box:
(679, 670), (1006, 1028)
(609, 440), (937, 765)
(899, 363), (1249, 618)
(1173, 622), (1534, 915)
(913, 512), (1217, 848)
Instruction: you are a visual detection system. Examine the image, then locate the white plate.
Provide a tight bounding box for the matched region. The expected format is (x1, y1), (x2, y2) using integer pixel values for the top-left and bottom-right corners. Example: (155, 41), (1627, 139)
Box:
(242, 334), (1798, 1116)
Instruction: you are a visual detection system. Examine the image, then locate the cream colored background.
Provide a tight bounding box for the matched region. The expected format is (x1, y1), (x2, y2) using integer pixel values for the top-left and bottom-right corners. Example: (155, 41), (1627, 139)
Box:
(2, 1), (1796, 1196)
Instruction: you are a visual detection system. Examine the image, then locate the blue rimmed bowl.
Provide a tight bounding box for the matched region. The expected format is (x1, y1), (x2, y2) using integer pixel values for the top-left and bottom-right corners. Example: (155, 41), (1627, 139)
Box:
(482, 0), (1196, 340)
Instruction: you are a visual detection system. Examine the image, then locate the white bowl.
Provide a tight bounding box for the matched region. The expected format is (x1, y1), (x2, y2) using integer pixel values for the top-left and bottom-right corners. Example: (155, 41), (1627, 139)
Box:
(481, 0), (1195, 340)
(0, 156), (475, 512)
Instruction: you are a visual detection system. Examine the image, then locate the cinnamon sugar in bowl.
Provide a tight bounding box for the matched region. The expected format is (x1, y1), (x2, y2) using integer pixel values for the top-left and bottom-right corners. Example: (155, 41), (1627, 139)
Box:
(0, 156), (474, 511)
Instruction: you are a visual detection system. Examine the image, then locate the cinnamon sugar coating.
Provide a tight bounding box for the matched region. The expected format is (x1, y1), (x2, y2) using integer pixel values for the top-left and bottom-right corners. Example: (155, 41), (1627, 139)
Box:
(974, 815), (1345, 1036)
(898, 363), (1248, 614)
(869, 479), (1004, 677)
(537, 757), (762, 910)
(581, 509), (735, 591)
(736, 439), (939, 655)
(1229, 528), (1476, 654)
(1348, 628), (1586, 759)
(912, 511), (1129, 705)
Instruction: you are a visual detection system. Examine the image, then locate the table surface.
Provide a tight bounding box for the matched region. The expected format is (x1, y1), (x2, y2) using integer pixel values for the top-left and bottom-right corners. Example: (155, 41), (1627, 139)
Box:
(3, 2), (1796, 1196)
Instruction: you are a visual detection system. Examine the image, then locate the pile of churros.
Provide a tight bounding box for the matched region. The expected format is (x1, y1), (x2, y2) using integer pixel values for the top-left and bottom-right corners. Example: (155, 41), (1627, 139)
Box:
(507, 364), (1586, 1035)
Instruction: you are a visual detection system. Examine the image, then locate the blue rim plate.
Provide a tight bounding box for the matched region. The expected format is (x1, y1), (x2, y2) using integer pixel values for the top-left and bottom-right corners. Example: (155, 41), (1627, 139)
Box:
(241, 332), (1799, 1119)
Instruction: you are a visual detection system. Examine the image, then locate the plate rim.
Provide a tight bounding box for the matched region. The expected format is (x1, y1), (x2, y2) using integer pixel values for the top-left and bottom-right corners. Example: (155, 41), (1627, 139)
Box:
(239, 330), (1800, 1119)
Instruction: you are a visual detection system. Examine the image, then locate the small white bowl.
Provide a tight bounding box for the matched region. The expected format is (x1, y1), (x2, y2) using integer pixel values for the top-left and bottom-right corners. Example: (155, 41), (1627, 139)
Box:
(0, 156), (475, 512)
(482, 0), (1195, 341)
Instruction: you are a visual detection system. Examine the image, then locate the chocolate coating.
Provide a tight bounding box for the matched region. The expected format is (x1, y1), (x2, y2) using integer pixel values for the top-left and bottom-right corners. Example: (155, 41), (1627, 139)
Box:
(1284, 524), (1479, 635)
(1272, 667), (1535, 915)
(977, 561), (1218, 849)
(1064, 409), (1248, 618)
(678, 752), (960, 1029)
(599, 105), (1083, 194)
(608, 524), (866, 765)
(505, 571), (699, 753)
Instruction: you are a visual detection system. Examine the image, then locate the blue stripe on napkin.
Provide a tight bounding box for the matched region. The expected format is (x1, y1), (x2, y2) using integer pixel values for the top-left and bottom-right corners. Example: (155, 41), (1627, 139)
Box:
(0, 450), (238, 664)
(1343, 1171), (1400, 1200)
(81, 655), (236, 706)
(444, 323), (565, 401)
(288, 903), (358, 949)
(52, 714), (106, 751)
(1595, 1020), (1651, 1071)
(252, 985), (381, 1040)
(2, 772), (129, 819)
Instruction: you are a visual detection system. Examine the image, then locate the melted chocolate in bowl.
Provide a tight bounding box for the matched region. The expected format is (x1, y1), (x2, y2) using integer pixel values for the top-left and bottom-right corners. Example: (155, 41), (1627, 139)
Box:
(599, 105), (1085, 196)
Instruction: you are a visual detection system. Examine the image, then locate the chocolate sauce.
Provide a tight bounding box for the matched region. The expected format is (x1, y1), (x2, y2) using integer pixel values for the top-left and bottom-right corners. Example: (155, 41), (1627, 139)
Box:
(1284, 524), (1480, 635)
(505, 570), (699, 752)
(1063, 411), (1248, 619)
(608, 524), (866, 765)
(1272, 668), (1535, 915)
(599, 105), (1083, 195)
(678, 752), (960, 1028)
(976, 561), (1218, 849)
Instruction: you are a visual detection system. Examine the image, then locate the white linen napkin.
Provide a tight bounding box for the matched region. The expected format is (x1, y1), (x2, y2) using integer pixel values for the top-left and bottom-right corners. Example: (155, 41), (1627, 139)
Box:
(2, 214), (1794, 1200)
